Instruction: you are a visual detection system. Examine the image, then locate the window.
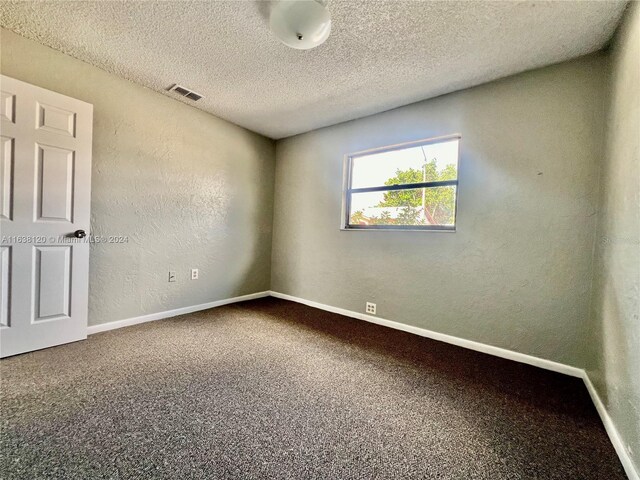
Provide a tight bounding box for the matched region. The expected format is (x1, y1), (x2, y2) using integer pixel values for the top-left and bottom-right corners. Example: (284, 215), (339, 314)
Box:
(343, 135), (460, 230)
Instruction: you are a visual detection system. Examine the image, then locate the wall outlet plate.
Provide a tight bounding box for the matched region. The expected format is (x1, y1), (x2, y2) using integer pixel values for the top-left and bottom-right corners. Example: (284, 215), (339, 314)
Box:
(366, 302), (376, 315)
(191, 268), (199, 280)
(168, 271), (176, 282)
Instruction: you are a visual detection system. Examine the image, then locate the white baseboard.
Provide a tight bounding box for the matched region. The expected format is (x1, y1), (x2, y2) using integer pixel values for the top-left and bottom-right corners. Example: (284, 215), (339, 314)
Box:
(582, 372), (639, 480)
(87, 291), (270, 335)
(269, 291), (583, 378)
(269, 291), (638, 479)
(85, 289), (638, 479)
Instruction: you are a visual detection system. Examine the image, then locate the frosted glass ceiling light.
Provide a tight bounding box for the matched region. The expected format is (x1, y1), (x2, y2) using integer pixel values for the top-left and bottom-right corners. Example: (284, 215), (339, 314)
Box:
(270, 0), (331, 50)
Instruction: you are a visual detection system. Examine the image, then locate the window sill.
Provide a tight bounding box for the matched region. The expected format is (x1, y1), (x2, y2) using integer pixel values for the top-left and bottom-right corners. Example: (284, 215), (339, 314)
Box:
(340, 226), (456, 232)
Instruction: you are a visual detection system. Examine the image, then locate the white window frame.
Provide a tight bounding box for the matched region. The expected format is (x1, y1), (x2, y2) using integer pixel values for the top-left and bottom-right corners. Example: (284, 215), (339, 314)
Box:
(341, 133), (461, 231)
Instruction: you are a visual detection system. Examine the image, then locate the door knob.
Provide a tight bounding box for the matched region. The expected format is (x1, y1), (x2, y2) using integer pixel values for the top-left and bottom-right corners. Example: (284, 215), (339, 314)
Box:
(74, 229), (87, 238)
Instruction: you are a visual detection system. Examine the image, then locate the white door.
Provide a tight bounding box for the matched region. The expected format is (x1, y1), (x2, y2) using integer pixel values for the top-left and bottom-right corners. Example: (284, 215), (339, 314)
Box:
(0, 75), (93, 358)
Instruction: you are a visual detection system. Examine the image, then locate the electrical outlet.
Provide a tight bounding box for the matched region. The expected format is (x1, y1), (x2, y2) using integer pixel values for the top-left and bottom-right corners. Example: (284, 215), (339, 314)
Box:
(168, 271), (176, 283)
(191, 268), (199, 280)
(366, 302), (376, 315)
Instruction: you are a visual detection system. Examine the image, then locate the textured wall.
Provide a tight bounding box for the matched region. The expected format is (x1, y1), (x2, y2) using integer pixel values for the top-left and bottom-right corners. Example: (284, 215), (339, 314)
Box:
(0, 29), (276, 326)
(588, 2), (640, 474)
(272, 54), (607, 367)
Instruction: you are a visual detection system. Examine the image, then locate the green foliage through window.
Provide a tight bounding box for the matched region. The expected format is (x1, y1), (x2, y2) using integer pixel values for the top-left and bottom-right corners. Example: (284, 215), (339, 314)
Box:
(347, 139), (459, 228)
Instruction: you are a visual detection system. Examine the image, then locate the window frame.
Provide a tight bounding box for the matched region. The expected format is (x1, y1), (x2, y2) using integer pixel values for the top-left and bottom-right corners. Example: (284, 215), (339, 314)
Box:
(341, 134), (461, 232)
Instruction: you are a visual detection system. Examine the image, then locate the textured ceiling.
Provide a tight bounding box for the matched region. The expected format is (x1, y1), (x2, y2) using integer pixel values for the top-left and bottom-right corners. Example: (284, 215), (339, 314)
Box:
(0, 1), (628, 139)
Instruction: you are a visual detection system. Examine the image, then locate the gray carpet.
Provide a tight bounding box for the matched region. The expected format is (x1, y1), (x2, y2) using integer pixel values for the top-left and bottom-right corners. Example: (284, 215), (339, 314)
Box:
(0, 298), (626, 479)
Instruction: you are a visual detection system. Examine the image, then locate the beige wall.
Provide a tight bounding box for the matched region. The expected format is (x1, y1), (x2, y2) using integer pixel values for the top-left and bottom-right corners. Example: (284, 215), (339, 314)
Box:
(1, 12), (637, 476)
(588, 2), (640, 474)
(0, 29), (276, 326)
(272, 54), (607, 367)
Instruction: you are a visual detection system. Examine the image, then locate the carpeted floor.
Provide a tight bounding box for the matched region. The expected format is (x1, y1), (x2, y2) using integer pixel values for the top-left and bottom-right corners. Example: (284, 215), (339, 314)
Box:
(0, 298), (626, 479)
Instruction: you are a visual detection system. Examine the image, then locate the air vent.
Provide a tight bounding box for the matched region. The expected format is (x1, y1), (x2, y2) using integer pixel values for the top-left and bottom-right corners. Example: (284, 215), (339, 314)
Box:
(168, 84), (203, 102)
(185, 91), (203, 101)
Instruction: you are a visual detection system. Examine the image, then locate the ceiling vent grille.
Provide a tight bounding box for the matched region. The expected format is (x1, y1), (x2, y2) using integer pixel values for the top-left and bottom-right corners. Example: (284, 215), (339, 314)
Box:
(168, 84), (203, 102)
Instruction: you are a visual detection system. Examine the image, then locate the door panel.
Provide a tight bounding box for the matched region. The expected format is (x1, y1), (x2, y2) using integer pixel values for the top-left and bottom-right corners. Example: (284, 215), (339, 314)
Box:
(0, 246), (9, 327)
(37, 103), (76, 137)
(36, 144), (75, 222)
(0, 91), (15, 123)
(0, 136), (14, 220)
(0, 75), (93, 358)
(34, 246), (71, 320)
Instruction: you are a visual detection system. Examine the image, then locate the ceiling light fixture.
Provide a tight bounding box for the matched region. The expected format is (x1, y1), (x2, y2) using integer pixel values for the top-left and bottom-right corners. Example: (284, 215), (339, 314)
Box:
(270, 0), (331, 50)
